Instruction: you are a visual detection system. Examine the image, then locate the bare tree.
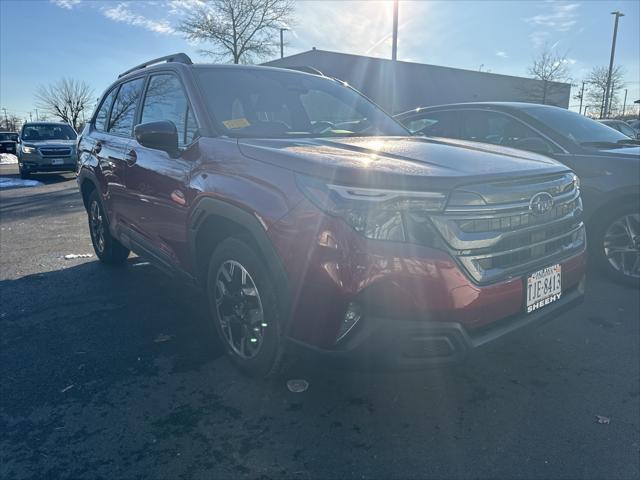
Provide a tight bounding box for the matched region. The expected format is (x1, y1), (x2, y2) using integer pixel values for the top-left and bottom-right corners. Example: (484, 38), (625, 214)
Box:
(35, 78), (94, 130)
(586, 66), (625, 118)
(179, 0), (294, 64)
(527, 44), (570, 105)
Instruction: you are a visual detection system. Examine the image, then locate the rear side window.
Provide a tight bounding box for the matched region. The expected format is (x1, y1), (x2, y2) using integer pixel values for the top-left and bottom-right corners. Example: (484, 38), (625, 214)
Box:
(94, 88), (117, 132)
(108, 77), (145, 137)
(141, 74), (199, 146)
(405, 110), (459, 137)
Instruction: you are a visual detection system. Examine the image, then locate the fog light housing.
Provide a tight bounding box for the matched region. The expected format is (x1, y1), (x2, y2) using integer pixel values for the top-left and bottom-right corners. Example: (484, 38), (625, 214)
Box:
(336, 302), (362, 343)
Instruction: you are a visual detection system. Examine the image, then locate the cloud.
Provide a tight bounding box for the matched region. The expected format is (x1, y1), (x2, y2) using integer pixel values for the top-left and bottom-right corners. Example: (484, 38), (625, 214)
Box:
(101, 3), (176, 35)
(526, 3), (580, 32)
(495, 51), (508, 58)
(529, 30), (552, 48)
(167, 0), (206, 15)
(51, 0), (81, 9)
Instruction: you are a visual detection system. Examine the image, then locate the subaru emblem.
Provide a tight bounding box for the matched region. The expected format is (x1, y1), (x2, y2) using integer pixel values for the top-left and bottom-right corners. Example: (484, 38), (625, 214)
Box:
(529, 192), (554, 216)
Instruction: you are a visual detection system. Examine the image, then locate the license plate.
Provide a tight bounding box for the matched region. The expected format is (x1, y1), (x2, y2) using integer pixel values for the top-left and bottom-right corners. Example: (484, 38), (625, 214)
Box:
(51, 158), (64, 165)
(526, 264), (562, 313)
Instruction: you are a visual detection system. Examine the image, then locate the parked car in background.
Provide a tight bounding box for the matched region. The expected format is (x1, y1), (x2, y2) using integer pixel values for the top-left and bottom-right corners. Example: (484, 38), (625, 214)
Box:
(17, 122), (77, 178)
(396, 103), (640, 285)
(599, 119), (640, 139)
(77, 54), (586, 377)
(0, 131), (18, 154)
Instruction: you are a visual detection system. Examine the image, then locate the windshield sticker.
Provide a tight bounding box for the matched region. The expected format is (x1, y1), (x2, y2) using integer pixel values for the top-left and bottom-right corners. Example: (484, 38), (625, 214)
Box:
(223, 118), (250, 129)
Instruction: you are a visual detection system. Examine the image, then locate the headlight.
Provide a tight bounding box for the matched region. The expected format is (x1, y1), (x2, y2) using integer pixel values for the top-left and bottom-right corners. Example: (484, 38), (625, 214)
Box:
(296, 174), (447, 245)
(21, 145), (36, 154)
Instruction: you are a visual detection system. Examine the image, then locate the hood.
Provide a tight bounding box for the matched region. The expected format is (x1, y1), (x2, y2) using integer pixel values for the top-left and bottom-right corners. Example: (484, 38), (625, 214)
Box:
(22, 139), (76, 148)
(238, 136), (570, 190)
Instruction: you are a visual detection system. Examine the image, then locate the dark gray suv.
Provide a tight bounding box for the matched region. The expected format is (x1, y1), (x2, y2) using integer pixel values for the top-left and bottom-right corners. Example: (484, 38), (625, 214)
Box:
(17, 122), (78, 178)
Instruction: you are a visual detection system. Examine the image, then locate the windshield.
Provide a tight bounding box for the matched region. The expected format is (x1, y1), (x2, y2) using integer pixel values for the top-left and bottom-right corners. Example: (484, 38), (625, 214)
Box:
(0, 132), (18, 141)
(21, 124), (77, 141)
(195, 68), (408, 138)
(522, 105), (631, 146)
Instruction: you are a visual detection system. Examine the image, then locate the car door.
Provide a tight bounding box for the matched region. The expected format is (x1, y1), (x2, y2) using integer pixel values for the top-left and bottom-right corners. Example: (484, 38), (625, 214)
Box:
(95, 77), (146, 233)
(122, 73), (199, 269)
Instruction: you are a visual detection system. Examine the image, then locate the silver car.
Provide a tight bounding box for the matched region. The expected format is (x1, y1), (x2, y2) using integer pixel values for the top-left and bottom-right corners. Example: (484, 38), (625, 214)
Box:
(17, 122), (77, 178)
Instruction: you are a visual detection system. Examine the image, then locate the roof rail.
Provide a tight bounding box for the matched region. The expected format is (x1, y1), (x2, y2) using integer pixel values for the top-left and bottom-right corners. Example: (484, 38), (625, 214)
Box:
(118, 53), (193, 78)
(281, 65), (324, 76)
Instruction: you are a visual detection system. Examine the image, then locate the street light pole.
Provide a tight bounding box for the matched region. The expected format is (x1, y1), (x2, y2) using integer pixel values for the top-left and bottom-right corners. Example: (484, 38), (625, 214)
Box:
(622, 88), (628, 116)
(279, 28), (288, 59)
(2, 107), (8, 130)
(603, 11), (624, 118)
(391, 0), (399, 61)
(578, 81), (585, 115)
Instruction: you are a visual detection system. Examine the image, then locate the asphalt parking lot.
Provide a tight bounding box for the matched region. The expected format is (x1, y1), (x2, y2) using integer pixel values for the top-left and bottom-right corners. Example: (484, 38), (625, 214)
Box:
(0, 162), (638, 480)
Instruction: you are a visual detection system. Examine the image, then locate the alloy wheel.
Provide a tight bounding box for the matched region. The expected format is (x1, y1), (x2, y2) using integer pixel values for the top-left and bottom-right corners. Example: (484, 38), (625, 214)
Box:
(603, 213), (640, 279)
(90, 200), (105, 254)
(214, 260), (267, 359)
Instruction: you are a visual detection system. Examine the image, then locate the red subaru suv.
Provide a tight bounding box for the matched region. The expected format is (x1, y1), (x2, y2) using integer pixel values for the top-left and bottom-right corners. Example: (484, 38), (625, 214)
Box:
(77, 53), (586, 377)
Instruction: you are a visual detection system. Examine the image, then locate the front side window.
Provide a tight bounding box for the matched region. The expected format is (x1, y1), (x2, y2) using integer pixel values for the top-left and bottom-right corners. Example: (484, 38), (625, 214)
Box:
(140, 74), (198, 146)
(195, 68), (408, 138)
(94, 88), (117, 132)
(108, 77), (145, 137)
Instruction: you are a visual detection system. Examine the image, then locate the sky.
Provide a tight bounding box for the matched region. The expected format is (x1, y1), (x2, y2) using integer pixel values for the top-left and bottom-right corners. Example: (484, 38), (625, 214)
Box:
(1, 0), (639, 122)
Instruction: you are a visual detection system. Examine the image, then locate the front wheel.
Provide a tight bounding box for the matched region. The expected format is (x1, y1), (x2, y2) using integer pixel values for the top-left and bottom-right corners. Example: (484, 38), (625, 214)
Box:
(19, 166), (30, 179)
(207, 237), (285, 378)
(87, 190), (130, 264)
(592, 206), (640, 287)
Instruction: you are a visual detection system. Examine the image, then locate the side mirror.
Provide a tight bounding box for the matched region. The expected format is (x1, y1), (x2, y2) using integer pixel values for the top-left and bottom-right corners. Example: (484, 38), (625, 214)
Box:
(134, 120), (178, 156)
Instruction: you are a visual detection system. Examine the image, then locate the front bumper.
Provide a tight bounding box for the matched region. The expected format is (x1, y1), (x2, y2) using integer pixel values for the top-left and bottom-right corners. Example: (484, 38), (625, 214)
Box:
(287, 275), (585, 369)
(19, 152), (76, 173)
(273, 198), (587, 368)
(0, 143), (17, 154)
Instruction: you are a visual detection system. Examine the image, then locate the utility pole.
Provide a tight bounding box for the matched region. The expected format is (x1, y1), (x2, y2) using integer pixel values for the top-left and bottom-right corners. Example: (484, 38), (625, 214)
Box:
(35, 108), (39, 121)
(29, 112), (33, 122)
(578, 81), (585, 115)
(604, 11), (624, 118)
(279, 27), (288, 59)
(2, 107), (7, 130)
(391, 0), (399, 61)
(622, 88), (628, 116)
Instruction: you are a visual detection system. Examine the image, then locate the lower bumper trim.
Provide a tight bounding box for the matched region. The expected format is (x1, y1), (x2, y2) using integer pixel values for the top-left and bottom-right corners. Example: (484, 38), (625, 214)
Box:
(286, 276), (585, 370)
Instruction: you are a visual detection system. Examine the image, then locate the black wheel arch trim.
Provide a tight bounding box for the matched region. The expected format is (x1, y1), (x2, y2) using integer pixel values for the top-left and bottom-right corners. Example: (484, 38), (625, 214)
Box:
(77, 167), (101, 209)
(188, 197), (292, 329)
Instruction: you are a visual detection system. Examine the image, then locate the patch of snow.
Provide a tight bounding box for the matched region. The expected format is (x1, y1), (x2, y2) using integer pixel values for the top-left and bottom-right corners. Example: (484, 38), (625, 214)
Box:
(0, 154), (18, 164)
(64, 254), (93, 259)
(0, 176), (43, 188)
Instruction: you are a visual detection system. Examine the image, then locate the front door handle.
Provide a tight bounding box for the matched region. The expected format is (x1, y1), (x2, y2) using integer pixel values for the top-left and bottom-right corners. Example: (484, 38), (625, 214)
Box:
(125, 149), (137, 166)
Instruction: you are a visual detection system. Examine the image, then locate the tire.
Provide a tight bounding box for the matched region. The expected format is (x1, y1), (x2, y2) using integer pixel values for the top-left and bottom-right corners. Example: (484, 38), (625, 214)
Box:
(206, 237), (285, 378)
(591, 204), (640, 287)
(19, 167), (30, 179)
(87, 190), (130, 264)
